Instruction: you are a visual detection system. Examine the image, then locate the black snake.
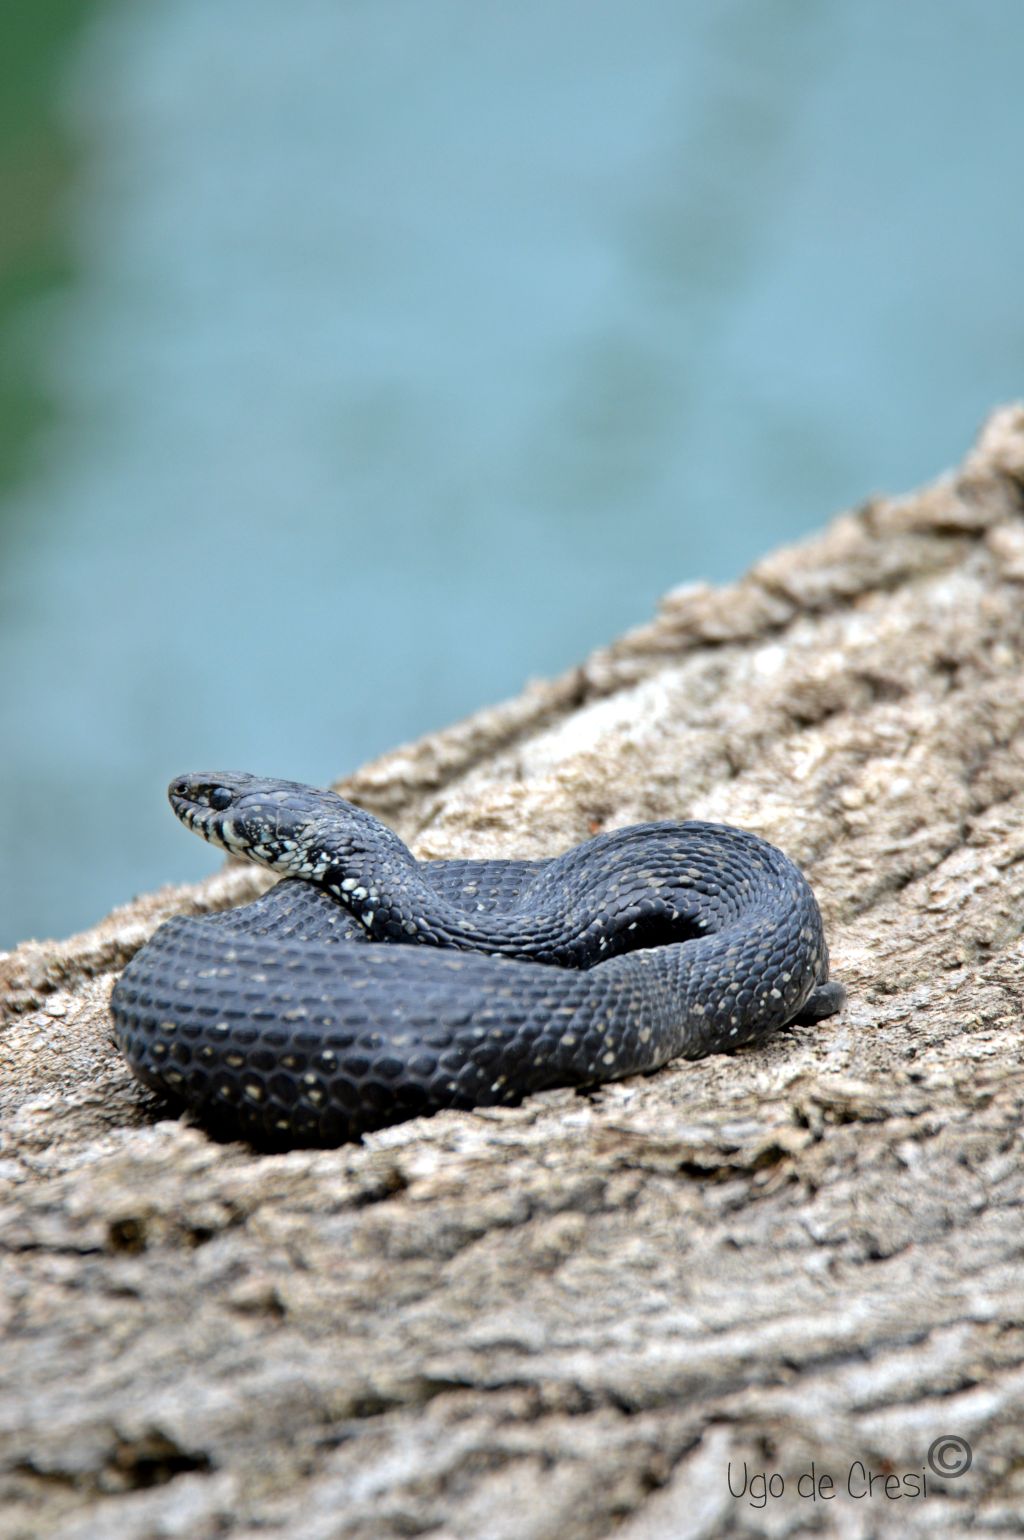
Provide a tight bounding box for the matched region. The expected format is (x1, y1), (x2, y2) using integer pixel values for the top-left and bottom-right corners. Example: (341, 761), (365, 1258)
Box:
(110, 772), (845, 1147)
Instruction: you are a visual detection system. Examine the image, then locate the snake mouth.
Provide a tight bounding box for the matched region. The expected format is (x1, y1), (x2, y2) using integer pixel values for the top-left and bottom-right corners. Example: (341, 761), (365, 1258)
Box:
(168, 784), (211, 836)
(168, 772), (246, 818)
(169, 796), (243, 857)
(169, 790), (193, 823)
(167, 774), (241, 849)
(167, 772), (308, 863)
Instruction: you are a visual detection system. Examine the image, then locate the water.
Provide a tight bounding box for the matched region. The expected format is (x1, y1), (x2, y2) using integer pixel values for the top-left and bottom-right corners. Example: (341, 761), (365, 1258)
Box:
(2, 0), (1023, 947)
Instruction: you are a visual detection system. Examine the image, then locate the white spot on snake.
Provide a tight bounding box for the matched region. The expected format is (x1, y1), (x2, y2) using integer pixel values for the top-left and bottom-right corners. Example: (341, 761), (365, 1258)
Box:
(341, 879), (358, 892)
(244, 1083), (263, 1101)
(361, 911), (375, 930)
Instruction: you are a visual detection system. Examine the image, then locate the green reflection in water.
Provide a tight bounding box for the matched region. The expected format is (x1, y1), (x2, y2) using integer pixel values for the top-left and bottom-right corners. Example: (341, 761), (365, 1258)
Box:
(0, 1), (101, 495)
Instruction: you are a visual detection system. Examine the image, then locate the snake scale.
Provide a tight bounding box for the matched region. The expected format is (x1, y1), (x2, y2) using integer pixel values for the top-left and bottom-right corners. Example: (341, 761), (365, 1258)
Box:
(110, 772), (846, 1147)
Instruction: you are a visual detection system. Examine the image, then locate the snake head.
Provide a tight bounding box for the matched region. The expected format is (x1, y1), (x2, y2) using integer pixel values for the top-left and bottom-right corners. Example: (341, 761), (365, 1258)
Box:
(168, 771), (334, 877)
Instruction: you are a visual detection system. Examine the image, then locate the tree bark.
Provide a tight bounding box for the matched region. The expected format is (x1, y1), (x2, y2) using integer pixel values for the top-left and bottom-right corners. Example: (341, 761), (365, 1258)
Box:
(2, 406), (1024, 1539)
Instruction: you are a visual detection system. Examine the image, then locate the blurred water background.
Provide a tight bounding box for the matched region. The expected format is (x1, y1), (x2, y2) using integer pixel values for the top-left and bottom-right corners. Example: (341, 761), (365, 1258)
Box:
(2, 1), (1023, 947)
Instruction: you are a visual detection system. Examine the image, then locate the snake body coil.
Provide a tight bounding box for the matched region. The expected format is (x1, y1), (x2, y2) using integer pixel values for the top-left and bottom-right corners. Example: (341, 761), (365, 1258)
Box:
(111, 772), (845, 1147)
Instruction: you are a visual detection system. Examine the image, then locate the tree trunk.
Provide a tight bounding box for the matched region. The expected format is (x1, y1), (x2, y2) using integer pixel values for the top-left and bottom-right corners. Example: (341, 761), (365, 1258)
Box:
(3, 406), (1024, 1539)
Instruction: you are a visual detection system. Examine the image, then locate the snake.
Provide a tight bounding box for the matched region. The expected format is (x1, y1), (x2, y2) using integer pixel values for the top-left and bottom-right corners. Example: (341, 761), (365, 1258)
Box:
(110, 772), (846, 1147)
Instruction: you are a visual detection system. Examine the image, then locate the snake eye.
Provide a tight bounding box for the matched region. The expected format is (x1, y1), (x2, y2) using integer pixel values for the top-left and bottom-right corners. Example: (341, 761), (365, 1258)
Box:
(208, 787), (233, 811)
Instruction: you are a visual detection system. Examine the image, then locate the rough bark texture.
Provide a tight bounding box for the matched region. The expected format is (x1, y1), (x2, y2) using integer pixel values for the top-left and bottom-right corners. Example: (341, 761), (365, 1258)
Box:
(3, 406), (1024, 1540)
